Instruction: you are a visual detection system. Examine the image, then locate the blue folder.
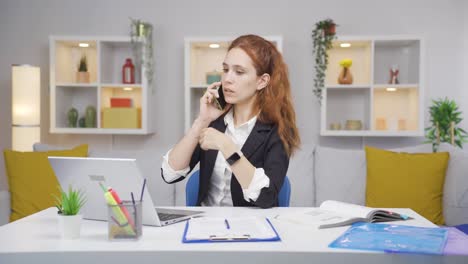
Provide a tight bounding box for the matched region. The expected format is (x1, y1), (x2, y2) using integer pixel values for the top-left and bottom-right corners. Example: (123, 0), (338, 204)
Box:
(182, 217), (281, 243)
(329, 222), (449, 255)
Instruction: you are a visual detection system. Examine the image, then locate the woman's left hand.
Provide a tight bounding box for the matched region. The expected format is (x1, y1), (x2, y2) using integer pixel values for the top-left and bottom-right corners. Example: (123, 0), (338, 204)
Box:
(199, 127), (230, 151)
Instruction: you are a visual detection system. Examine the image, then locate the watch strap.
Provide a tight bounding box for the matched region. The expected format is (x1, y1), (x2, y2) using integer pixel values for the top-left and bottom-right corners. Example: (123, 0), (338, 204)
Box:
(226, 151), (243, 165)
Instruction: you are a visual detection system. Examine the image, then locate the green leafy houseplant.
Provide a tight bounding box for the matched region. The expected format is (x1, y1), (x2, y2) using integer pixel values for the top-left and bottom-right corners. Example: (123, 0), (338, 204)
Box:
(130, 17), (154, 92)
(54, 186), (86, 215)
(78, 55), (88, 72)
(425, 98), (468, 152)
(312, 19), (337, 103)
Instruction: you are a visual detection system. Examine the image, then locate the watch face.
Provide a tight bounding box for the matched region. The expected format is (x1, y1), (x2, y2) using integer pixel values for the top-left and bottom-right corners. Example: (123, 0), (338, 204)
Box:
(227, 152), (241, 165)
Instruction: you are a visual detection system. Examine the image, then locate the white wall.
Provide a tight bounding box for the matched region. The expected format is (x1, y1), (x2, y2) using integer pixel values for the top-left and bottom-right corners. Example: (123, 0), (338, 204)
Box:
(0, 0), (467, 204)
(462, 0), (468, 130)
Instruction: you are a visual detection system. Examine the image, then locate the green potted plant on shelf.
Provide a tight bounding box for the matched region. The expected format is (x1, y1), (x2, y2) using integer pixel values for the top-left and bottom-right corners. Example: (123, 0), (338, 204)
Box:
(76, 55), (90, 83)
(312, 18), (337, 104)
(129, 17), (154, 92)
(53, 185), (86, 239)
(425, 97), (468, 152)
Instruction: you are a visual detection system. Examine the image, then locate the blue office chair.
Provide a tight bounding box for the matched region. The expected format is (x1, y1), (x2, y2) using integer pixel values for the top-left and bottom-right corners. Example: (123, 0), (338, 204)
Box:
(185, 170), (291, 207)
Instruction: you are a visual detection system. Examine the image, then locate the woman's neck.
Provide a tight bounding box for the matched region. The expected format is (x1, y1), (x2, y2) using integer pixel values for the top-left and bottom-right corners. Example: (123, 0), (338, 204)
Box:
(233, 98), (257, 127)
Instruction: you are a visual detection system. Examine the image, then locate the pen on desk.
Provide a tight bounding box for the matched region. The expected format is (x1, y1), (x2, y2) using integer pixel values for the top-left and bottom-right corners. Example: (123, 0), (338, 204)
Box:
(98, 182), (107, 192)
(131, 192), (137, 232)
(130, 192), (137, 214)
(131, 192), (136, 206)
(224, 219), (230, 229)
(140, 178), (147, 202)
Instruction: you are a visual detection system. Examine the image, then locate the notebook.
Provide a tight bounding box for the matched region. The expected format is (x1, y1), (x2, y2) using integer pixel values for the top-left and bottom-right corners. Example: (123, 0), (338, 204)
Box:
(48, 157), (203, 226)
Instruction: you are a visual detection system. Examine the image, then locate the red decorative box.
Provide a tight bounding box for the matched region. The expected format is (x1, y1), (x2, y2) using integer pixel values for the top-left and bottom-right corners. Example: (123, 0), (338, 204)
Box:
(110, 98), (132, 108)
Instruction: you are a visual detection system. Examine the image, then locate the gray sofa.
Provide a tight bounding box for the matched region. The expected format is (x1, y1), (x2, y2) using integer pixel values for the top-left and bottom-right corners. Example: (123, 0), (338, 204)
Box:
(1, 143), (467, 226)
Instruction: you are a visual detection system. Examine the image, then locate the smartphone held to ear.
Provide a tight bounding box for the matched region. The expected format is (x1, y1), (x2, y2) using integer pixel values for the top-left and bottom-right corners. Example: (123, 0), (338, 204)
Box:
(212, 85), (227, 110)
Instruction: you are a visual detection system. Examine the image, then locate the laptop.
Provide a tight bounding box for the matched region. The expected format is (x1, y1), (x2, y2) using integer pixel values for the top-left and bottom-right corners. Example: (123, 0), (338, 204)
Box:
(48, 156), (203, 226)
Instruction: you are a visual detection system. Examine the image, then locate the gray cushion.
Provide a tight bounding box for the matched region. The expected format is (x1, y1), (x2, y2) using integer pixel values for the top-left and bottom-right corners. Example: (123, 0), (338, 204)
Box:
(315, 146), (366, 207)
(438, 144), (468, 226)
(0, 191), (10, 226)
(287, 144), (315, 206)
(33, 142), (67, 151)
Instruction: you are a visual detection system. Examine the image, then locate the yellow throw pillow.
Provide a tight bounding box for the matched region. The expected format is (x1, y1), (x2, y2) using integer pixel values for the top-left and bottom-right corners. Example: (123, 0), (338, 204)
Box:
(3, 144), (88, 222)
(365, 146), (449, 225)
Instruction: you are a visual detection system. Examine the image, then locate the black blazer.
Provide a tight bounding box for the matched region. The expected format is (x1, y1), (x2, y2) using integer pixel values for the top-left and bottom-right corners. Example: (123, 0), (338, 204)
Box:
(162, 115), (289, 208)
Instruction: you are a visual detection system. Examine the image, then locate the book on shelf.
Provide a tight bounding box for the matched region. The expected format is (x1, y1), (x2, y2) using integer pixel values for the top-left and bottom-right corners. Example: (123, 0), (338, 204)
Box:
(110, 98), (132, 107)
(276, 200), (412, 229)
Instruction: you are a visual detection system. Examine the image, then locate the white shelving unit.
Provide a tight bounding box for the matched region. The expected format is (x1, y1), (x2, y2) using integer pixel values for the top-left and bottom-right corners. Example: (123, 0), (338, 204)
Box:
(49, 36), (155, 134)
(320, 36), (424, 137)
(184, 36), (283, 132)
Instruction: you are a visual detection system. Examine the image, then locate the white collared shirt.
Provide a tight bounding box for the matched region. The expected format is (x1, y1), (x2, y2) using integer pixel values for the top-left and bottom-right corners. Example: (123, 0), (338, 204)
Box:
(161, 109), (270, 206)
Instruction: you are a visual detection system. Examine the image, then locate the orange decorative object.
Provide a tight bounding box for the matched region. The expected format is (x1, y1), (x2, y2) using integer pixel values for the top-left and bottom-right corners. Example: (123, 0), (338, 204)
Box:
(338, 67), (353, 85)
(376, 118), (387, 130)
(110, 98), (132, 108)
(398, 119), (407, 130)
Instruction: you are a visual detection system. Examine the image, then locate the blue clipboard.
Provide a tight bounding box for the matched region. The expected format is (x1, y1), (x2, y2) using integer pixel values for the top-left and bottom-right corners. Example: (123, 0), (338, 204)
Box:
(182, 217), (281, 243)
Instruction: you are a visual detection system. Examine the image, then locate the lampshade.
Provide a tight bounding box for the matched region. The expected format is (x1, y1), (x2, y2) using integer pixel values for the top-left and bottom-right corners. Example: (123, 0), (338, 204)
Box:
(12, 65), (40, 151)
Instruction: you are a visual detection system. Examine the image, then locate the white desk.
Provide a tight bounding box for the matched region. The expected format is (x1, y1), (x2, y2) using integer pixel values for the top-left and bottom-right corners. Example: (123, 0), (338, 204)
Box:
(0, 207), (466, 264)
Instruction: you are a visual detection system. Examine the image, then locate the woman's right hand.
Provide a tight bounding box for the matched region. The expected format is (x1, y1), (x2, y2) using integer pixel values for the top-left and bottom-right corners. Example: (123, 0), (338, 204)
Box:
(198, 82), (226, 123)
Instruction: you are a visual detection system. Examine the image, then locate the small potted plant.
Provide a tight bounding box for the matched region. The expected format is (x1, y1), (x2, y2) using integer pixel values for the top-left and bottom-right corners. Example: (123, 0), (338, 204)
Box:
(54, 185), (86, 239)
(130, 17), (154, 89)
(312, 18), (338, 103)
(76, 55), (90, 83)
(425, 97), (468, 152)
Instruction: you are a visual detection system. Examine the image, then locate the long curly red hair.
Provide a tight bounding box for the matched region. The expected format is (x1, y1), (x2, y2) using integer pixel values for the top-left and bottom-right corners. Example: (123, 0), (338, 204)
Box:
(228, 35), (300, 156)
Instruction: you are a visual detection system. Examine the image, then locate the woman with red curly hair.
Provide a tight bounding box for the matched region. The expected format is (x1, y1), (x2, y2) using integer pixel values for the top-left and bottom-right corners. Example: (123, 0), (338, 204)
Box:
(162, 34), (300, 208)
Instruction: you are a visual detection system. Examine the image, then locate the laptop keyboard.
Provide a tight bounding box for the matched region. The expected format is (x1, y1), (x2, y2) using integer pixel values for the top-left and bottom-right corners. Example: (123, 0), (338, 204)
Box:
(157, 212), (186, 221)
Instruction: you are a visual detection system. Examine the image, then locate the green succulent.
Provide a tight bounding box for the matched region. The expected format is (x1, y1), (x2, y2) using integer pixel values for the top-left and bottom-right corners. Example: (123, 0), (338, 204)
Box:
(78, 55), (88, 72)
(425, 97), (468, 152)
(53, 185), (86, 216)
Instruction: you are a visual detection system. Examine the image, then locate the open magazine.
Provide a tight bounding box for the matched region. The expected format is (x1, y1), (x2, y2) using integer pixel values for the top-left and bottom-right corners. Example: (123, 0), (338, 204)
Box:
(277, 200), (412, 229)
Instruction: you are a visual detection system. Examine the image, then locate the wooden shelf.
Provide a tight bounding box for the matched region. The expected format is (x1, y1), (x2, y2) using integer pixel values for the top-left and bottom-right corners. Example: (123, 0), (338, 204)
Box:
(50, 36), (155, 134)
(321, 36), (424, 137)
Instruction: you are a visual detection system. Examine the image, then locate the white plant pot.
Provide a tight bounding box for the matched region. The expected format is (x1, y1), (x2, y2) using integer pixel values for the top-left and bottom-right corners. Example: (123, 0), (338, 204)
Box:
(58, 214), (82, 239)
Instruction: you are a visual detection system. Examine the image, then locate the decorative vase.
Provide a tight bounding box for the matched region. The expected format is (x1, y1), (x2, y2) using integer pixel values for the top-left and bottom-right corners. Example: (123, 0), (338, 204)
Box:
(338, 67), (353, 85)
(345, 120), (362, 130)
(85, 106), (96, 128)
(58, 214), (82, 239)
(122, 58), (135, 84)
(78, 117), (86, 128)
(206, 70), (221, 84)
(67, 108), (79, 128)
(76, 72), (90, 83)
